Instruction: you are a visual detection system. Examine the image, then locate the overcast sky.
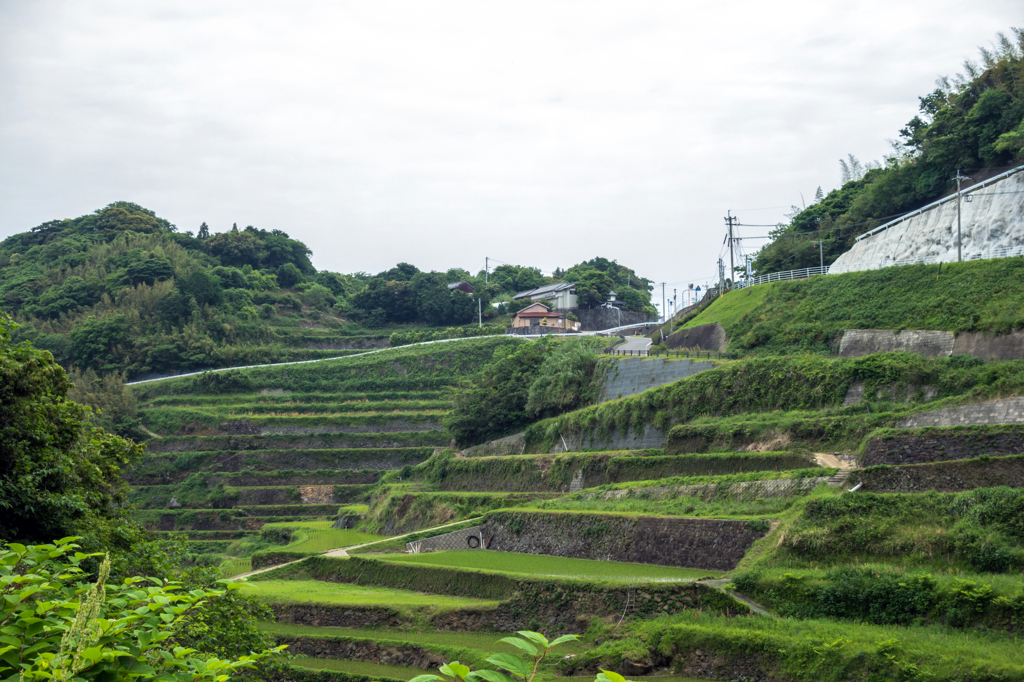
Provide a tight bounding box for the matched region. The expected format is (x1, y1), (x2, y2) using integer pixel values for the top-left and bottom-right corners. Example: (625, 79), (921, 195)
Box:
(1, 1), (1020, 306)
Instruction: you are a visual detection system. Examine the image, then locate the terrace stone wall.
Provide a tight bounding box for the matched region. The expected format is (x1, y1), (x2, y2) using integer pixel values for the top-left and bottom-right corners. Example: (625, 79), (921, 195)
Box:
(145, 433), (447, 452)
(861, 424), (1024, 466)
(277, 636), (444, 669)
(585, 476), (832, 502)
(850, 454), (1024, 493)
(412, 512), (762, 571)
(272, 603), (401, 628)
(218, 419), (442, 435)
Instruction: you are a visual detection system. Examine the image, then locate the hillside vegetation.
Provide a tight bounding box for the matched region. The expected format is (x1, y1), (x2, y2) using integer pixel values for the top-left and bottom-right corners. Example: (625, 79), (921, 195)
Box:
(754, 28), (1024, 273)
(673, 258), (1024, 356)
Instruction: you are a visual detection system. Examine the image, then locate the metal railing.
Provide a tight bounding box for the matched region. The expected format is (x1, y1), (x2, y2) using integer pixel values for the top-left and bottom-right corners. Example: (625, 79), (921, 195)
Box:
(731, 242), (1024, 290)
(830, 243), (1024, 274)
(855, 163), (1024, 242)
(732, 265), (829, 289)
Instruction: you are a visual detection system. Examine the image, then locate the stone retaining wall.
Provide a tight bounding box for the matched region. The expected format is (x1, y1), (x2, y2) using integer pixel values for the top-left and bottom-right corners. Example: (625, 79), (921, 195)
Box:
(272, 603), (402, 628)
(850, 454), (1024, 493)
(861, 424), (1024, 466)
(419, 512), (766, 571)
(277, 637), (444, 669)
(218, 419), (442, 435)
(585, 476), (832, 502)
(205, 471), (382, 487)
(145, 433), (447, 453)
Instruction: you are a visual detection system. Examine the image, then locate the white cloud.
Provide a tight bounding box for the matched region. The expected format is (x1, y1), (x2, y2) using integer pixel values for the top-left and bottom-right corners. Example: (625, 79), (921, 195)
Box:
(0, 0), (1019, 287)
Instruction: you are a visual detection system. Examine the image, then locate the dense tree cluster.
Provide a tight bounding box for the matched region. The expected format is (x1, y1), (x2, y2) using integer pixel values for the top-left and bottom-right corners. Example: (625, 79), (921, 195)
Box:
(753, 28), (1024, 273)
(444, 338), (603, 447)
(0, 203), (358, 379)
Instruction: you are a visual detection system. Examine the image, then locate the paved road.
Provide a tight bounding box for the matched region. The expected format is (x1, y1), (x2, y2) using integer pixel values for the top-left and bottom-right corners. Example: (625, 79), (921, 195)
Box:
(618, 335), (652, 353)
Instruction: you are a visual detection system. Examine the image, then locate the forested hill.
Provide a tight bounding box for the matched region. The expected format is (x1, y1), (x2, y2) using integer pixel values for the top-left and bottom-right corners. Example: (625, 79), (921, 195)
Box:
(753, 28), (1024, 274)
(0, 202), (658, 387)
(0, 201), (368, 382)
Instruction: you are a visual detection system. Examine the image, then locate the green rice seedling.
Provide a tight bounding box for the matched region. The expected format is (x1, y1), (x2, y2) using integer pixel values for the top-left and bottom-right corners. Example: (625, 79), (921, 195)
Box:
(382, 551), (719, 583)
(241, 580), (501, 610)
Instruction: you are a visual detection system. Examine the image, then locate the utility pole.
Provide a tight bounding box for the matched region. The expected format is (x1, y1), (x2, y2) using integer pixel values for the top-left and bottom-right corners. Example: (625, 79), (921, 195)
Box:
(812, 239), (824, 270)
(661, 282), (666, 324)
(478, 257), (489, 327)
(724, 211), (738, 281)
(954, 170), (971, 262)
(718, 258), (725, 297)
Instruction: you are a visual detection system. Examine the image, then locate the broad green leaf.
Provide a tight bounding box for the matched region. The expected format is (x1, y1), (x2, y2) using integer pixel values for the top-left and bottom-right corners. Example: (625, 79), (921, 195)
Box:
(468, 670), (517, 682)
(486, 654), (532, 679)
(409, 676), (446, 682)
(515, 631), (549, 648)
(548, 635), (579, 648)
(499, 637), (537, 657)
(440, 661), (471, 680)
(598, 670), (628, 682)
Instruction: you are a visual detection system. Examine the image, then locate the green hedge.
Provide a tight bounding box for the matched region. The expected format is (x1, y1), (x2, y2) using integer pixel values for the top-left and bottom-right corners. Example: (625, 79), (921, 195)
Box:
(524, 354), (1024, 453)
(131, 336), (522, 398)
(411, 450), (818, 492)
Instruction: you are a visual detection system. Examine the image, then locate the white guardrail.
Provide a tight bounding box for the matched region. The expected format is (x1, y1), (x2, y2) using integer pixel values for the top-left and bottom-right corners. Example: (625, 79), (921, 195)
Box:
(126, 323), (660, 386)
(733, 243), (1024, 289)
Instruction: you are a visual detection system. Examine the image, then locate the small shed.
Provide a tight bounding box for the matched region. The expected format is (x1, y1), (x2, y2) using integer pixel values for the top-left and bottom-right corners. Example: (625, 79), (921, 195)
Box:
(447, 281), (475, 294)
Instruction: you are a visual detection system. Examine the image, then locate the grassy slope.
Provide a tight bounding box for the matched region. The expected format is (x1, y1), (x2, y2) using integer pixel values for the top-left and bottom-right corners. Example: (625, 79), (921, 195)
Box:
(243, 580), (500, 609)
(679, 284), (771, 333)
(696, 259), (1024, 354)
(381, 550), (719, 582)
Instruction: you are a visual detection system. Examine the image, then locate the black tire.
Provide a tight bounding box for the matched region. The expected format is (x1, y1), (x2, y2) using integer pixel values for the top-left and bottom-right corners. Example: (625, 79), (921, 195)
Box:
(467, 535), (481, 548)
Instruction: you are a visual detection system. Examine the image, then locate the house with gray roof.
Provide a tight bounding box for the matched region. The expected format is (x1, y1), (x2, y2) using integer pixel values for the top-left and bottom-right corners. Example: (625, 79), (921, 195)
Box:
(511, 281), (577, 309)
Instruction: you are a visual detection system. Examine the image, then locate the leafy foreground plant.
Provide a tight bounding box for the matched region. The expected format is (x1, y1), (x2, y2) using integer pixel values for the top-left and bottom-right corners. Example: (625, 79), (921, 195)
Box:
(0, 538), (284, 681)
(409, 631), (628, 682)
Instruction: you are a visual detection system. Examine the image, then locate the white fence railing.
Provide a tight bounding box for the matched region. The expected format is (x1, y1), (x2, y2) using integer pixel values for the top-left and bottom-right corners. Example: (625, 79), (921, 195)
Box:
(732, 266), (829, 289)
(732, 243), (1024, 290)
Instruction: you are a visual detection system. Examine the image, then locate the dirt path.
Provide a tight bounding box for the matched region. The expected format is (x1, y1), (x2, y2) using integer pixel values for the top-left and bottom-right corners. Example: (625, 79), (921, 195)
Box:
(698, 578), (773, 617)
(813, 453), (854, 469)
(229, 516), (485, 579)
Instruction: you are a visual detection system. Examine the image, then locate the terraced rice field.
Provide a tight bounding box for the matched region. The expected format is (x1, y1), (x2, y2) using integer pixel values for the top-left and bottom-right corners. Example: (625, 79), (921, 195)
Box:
(382, 550), (721, 582)
(244, 580), (501, 609)
(261, 624), (584, 654)
(289, 658), (424, 680)
(277, 528), (383, 553)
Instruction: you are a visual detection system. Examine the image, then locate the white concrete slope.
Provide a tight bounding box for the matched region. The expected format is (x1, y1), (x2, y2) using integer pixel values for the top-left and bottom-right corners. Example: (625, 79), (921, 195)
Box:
(831, 165), (1024, 273)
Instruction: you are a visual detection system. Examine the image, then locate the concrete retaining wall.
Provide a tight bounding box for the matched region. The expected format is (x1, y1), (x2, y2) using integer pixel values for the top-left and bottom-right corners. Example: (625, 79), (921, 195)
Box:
(663, 322), (727, 351)
(573, 425), (667, 451)
(407, 525), (485, 553)
(565, 308), (654, 332)
(861, 424), (1024, 466)
(459, 432), (526, 457)
(952, 329), (1024, 360)
(837, 329), (955, 358)
(600, 357), (714, 402)
(897, 397), (1024, 428)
